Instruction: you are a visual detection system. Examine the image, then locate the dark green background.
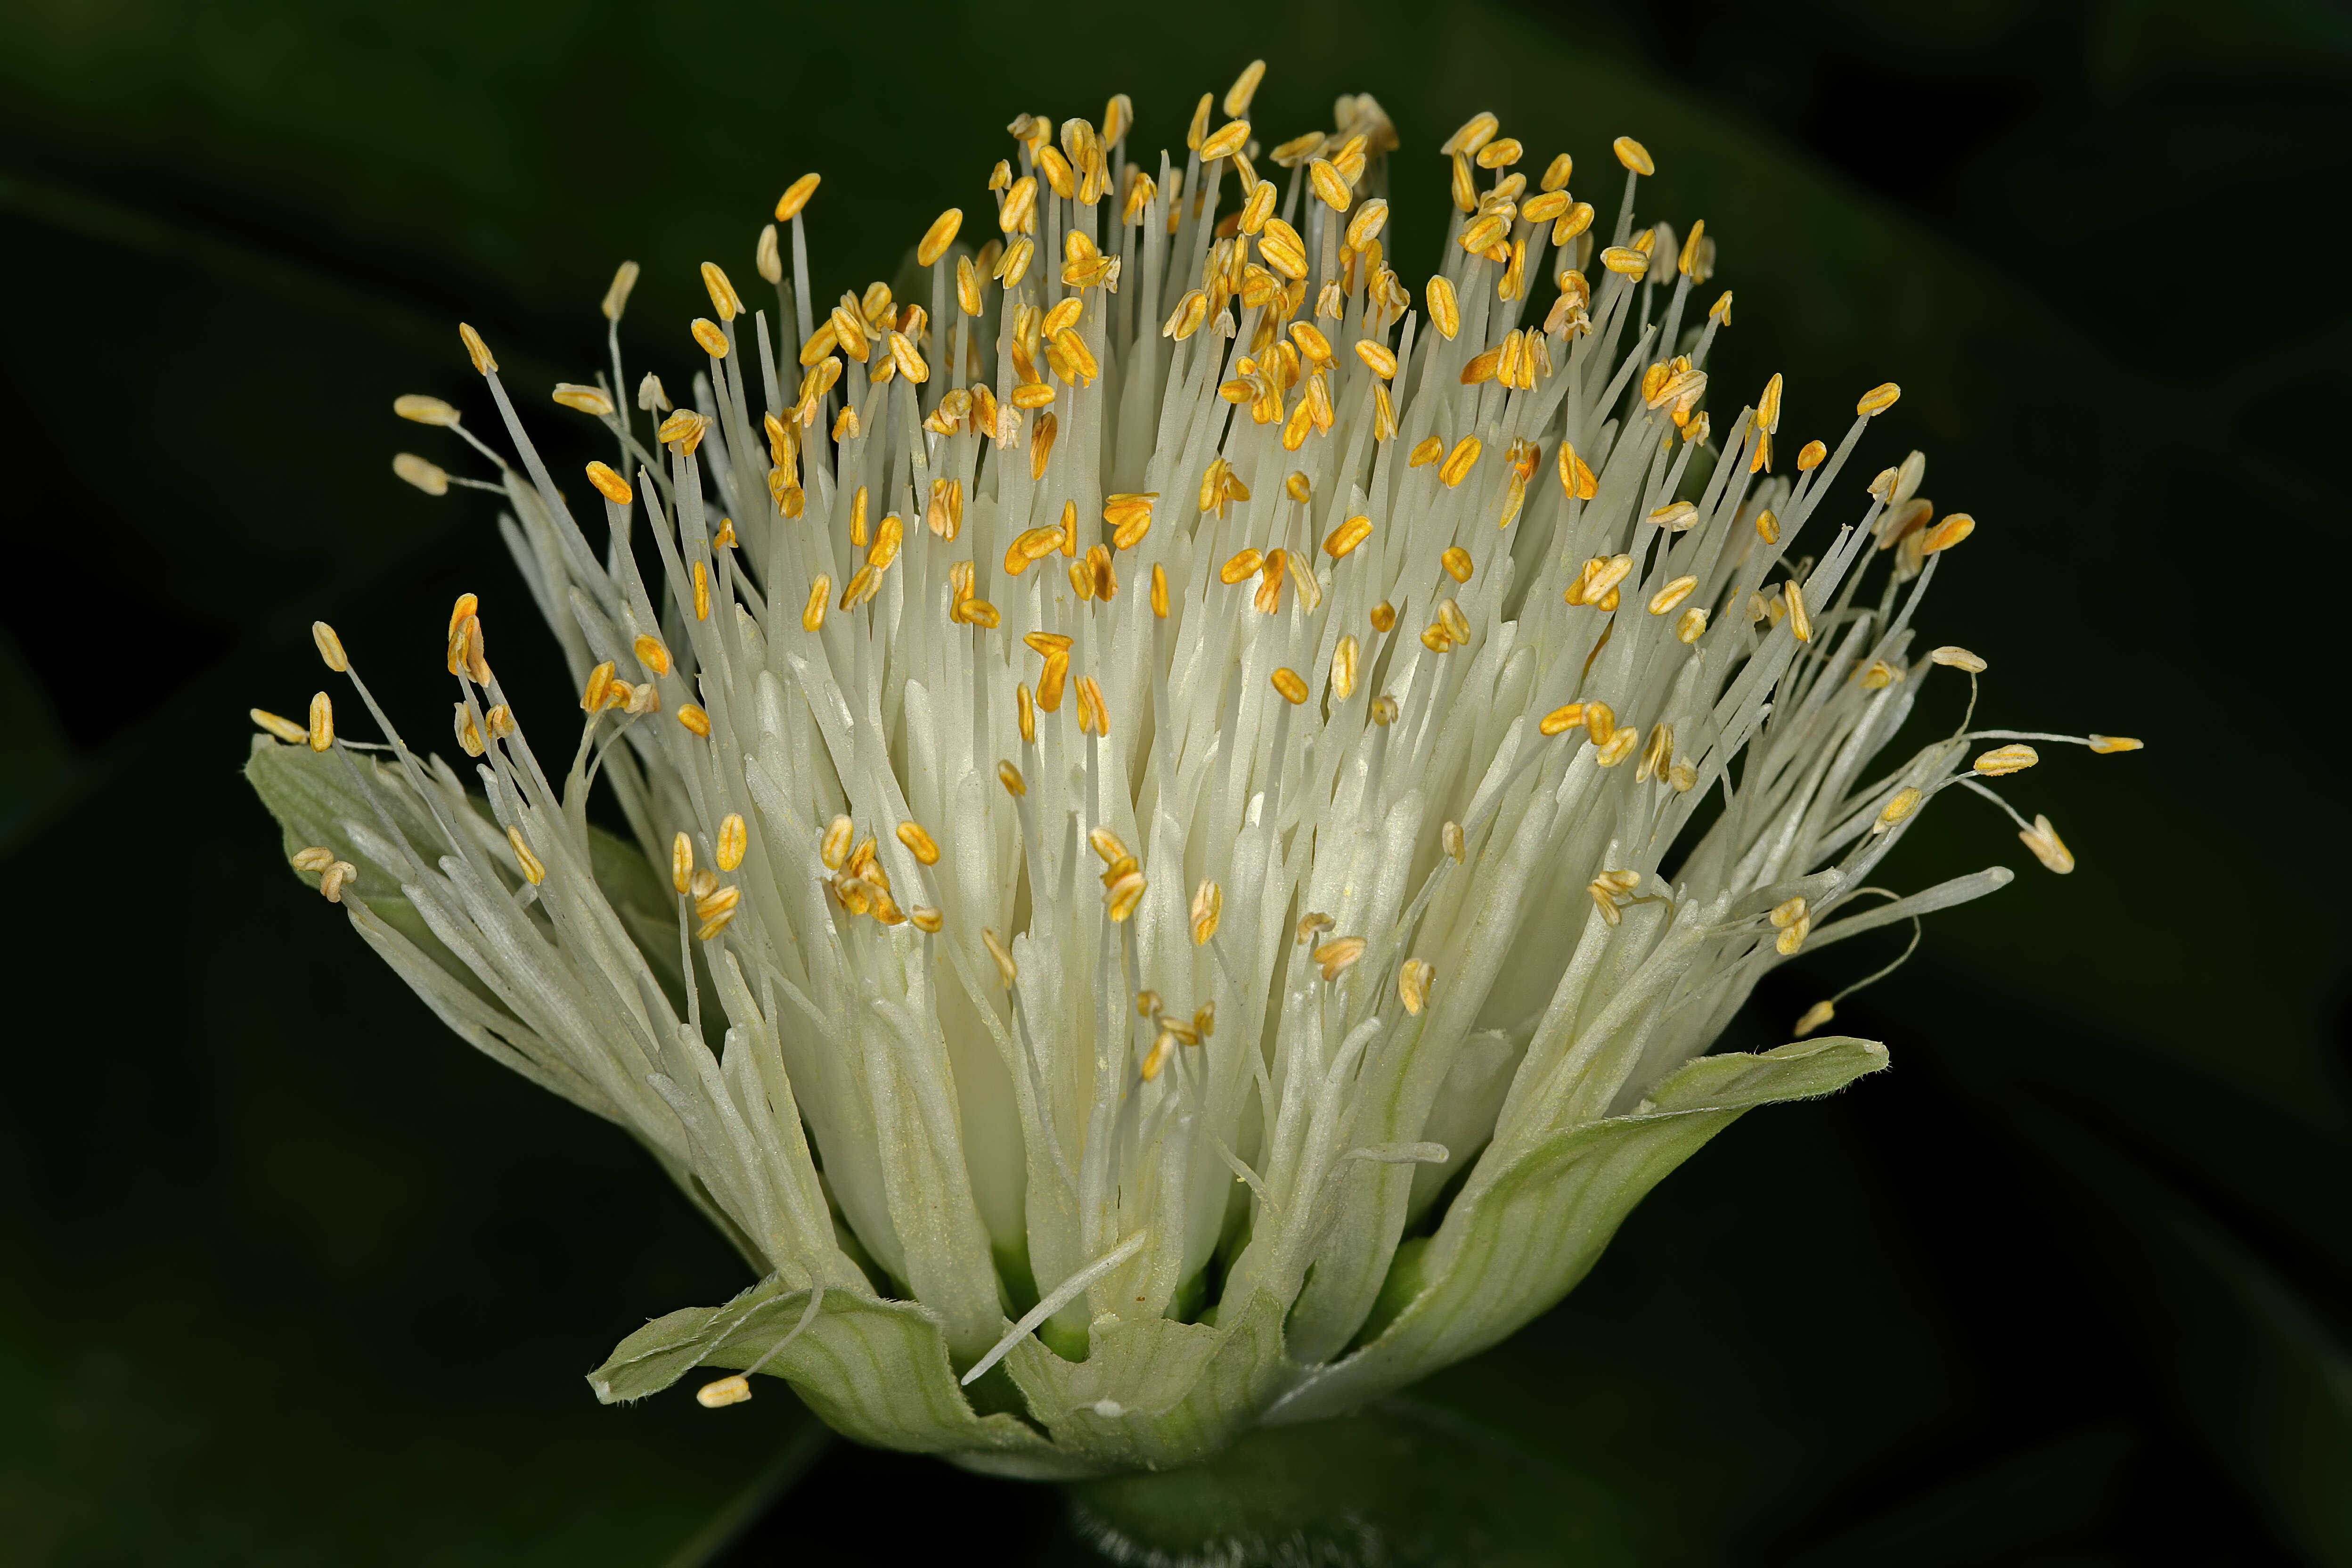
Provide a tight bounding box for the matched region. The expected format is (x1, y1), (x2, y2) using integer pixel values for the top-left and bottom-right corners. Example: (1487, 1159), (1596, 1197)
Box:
(2, 0), (2346, 1561)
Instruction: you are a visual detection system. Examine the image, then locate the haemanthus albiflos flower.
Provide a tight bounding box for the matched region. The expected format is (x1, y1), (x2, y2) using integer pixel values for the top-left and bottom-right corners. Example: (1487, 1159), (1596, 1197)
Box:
(247, 65), (2141, 1478)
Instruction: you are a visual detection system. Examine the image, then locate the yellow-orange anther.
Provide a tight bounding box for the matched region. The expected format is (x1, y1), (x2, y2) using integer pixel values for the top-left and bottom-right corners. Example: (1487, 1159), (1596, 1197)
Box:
(1441, 546), (1474, 583)
(699, 261), (744, 321)
(1191, 880), (1222, 946)
(1539, 703), (1585, 737)
(1324, 515), (1373, 559)
(307, 691), (335, 751)
(918, 208), (964, 267)
(1271, 667), (1308, 704)
(1923, 513), (1976, 554)
(585, 461), (633, 505)
(678, 704), (711, 738)
(1426, 276), (1460, 339)
(1612, 135), (1654, 176)
(775, 173), (820, 220)
(507, 825), (546, 885)
(1857, 382), (1902, 416)
(1786, 579), (1813, 642)
(1975, 743), (2040, 776)
(394, 393), (460, 425)
(458, 322), (497, 374)
(897, 821), (941, 866)
(1438, 436), (1482, 487)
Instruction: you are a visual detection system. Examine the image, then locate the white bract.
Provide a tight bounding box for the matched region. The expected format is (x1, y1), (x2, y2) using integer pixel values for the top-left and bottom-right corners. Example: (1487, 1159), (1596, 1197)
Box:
(247, 70), (2135, 1477)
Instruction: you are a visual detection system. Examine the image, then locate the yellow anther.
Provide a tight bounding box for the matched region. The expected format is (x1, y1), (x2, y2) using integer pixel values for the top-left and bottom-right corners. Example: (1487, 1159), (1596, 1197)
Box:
(2088, 735), (2143, 753)
(913, 207), (965, 269)
(705, 813), (744, 873)
(1271, 667), (1308, 705)
(1254, 549), (1289, 615)
(1796, 439), (1827, 472)
(1437, 435), (1482, 488)
(1786, 579), (1813, 643)
(2019, 814), (2074, 874)
(1441, 821), (1466, 863)
(1931, 646), (1987, 673)
(1975, 743), (2040, 776)
(631, 633), (671, 677)
(307, 691), (335, 751)
(1611, 135), (1654, 176)
(694, 261), (743, 323)
(457, 322), (497, 375)
(1922, 513), (1975, 554)
(1151, 564), (1169, 619)
(1649, 501), (1698, 533)
(1036, 650), (1069, 712)
(392, 453), (449, 496)
(657, 409), (711, 452)
(678, 703), (712, 738)
(1223, 58), (1266, 117)
(1103, 492), (1157, 550)
(1794, 1001), (1837, 1038)
(1309, 514), (1371, 562)
(1521, 190), (1569, 224)
(1164, 288), (1209, 340)
(1460, 347), (1501, 385)
(601, 260), (641, 321)
(581, 461), (633, 506)
(1308, 158), (1352, 212)
(1346, 198), (1389, 250)
(695, 1374), (751, 1409)
(1395, 958), (1437, 1017)
(1190, 880), (1223, 946)
(1553, 202), (1596, 245)
(1855, 382), (1903, 417)
(1426, 275), (1460, 339)
(292, 845), (336, 874)
(252, 708), (308, 745)
(867, 511), (904, 572)
(1538, 702), (1586, 738)
(670, 832), (695, 895)
(1314, 936), (1367, 981)
(308, 620), (348, 674)
(1873, 785), (1923, 835)
(1476, 136), (1523, 169)
(1029, 411), (1058, 482)
(1219, 548), (1265, 586)
(755, 223), (782, 285)
(1601, 246), (1650, 277)
(506, 825), (546, 885)
(775, 172), (820, 220)
(893, 821), (941, 867)
(798, 575), (830, 633)
(1442, 111), (1499, 157)
(318, 859), (358, 903)
(552, 383), (614, 417)
(1594, 724), (1640, 767)
(1647, 576), (1698, 616)
(1556, 442), (1598, 501)
(1435, 546), (1473, 584)
(1105, 867), (1147, 922)
(1200, 119), (1250, 161)
(1635, 723), (1674, 783)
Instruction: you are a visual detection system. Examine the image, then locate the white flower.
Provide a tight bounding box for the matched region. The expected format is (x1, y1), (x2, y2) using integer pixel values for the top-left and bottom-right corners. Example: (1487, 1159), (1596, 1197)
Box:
(247, 67), (2139, 1477)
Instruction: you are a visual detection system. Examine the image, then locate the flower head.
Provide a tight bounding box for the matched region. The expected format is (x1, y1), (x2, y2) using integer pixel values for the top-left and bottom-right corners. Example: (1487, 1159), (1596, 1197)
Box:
(247, 65), (2138, 1476)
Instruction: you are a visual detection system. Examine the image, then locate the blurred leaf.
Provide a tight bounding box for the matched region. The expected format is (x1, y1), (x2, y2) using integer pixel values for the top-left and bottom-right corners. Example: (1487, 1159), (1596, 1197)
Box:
(2015, 1111), (2352, 1564)
(1790, 1420), (2142, 1568)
